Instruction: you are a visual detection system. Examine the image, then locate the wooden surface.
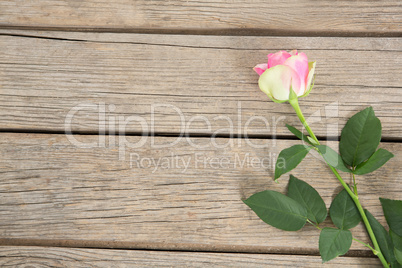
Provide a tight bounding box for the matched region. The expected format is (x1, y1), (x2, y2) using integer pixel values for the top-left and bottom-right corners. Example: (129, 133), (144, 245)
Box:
(0, 31), (401, 138)
(1, 1), (401, 267)
(0, 1), (401, 36)
(0, 246), (381, 267)
(0, 133), (401, 252)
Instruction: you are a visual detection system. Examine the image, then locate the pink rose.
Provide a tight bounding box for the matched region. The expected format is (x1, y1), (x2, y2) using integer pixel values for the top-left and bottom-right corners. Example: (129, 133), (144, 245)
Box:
(253, 50), (316, 103)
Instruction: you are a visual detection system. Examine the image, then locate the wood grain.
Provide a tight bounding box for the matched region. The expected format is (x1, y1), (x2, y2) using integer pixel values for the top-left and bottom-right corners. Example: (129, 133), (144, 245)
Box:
(0, 31), (401, 138)
(0, 246), (381, 267)
(1, 133), (400, 253)
(0, 0), (401, 35)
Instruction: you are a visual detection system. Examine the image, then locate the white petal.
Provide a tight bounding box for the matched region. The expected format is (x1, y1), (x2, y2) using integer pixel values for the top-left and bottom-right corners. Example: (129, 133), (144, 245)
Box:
(258, 65), (300, 101)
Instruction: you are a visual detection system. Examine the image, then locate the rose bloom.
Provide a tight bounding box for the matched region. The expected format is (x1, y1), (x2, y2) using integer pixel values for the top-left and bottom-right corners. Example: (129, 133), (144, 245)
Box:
(254, 50), (316, 103)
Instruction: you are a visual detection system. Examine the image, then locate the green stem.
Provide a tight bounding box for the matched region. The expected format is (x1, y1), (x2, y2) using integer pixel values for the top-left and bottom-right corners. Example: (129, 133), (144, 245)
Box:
(307, 219), (322, 231)
(289, 98), (389, 268)
(353, 238), (376, 252)
(329, 167), (388, 267)
(352, 173), (358, 196)
(289, 98), (320, 145)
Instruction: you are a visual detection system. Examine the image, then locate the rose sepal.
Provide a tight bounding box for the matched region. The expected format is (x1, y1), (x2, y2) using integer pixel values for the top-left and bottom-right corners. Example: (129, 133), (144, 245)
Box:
(299, 61), (316, 99)
(269, 97), (289, 104)
(288, 85), (298, 102)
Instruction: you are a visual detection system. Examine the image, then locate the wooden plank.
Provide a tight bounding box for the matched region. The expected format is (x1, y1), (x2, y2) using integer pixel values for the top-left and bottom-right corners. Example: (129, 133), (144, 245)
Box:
(0, 31), (401, 138)
(0, 246), (381, 267)
(0, 1), (401, 35)
(0, 133), (401, 253)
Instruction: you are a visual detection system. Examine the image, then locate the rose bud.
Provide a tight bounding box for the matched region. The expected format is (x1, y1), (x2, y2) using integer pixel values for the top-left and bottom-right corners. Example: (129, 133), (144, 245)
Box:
(253, 50), (316, 103)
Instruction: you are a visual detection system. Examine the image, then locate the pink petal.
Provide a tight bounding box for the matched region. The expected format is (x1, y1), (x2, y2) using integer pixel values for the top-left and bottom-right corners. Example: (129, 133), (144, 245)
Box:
(253, 63), (268, 75)
(287, 68), (303, 97)
(290, 50), (298, 56)
(267, 51), (292, 68)
(282, 53), (309, 95)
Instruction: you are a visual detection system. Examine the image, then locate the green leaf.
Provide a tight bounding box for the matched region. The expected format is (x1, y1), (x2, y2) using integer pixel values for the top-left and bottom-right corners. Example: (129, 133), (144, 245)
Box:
(319, 228), (352, 263)
(316, 145), (352, 173)
(339, 107), (382, 167)
(391, 230), (402, 266)
(365, 209), (396, 264)
(243, 190), (307, 231)
(287, 175), (327, 224)
(329, 189), (361, 230)
(380, 198), (402, 237)
(395, 247), (402, 266)
(275, 145), (311, 180)
(392, 260), (402, 268)
(286, 124), (312, 145)
(391, 230), (402, 251)
(354, 148), (394, 175)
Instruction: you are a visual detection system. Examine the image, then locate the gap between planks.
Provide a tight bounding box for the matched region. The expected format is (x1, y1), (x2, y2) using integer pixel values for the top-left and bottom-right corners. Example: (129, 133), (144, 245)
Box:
(0, 238), (372, 257)
(0, 130), (400, 144)
(0, 25), (401, 38)
(0, 246), (381, 267)
(0, 0), (401, 37)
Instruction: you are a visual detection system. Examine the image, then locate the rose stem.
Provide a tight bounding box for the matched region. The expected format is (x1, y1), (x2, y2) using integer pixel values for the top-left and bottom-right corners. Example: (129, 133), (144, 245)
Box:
(288, 97), (389, 268)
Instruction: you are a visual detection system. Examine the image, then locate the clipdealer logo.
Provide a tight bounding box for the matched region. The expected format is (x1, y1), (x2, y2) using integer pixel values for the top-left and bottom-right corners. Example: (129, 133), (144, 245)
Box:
(64, 102), (287, 160)
(64, 101), (339, 169)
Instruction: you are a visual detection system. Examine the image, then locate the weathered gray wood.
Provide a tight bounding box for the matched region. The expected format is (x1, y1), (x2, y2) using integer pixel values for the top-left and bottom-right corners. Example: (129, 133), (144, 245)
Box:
(0, 0), (400, 35)
(0, 31), (401, 138)
(0, 246), (381, 267)
(0, 133), (400, 253)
